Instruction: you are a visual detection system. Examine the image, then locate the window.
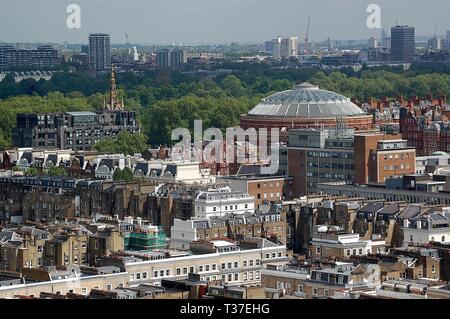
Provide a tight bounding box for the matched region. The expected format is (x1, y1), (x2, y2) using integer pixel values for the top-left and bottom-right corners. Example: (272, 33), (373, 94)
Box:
(190, 267), (195, 273)
(255, 271), (260, 280)
(298, 285), (303, 292)
(106, 284), (112, 291)
(313, 288), (318, 296)
(249, 260), (254, 267)
(234, 262), (238, 268)
(183, 267), (188, 274)
(142, 272), (147, 279)
(228, 262), (232, 269)
(212, 264), (216, 271)
(316, 246), (321, 254)
(432, 265), (436, 273)
(81, 288), (87, 295)
(228, 274), (232, 282)
(234, 273), (238, 281)
(176, 268), (181, 275)
(221, 263), (226, 270)
(166, 269), (170, 276)
(324, 289), (329, 297)
(160, 270), (164, 277)
(154, 271), (158, 277)
(358, 248), (363, 255)
(205, 265), (210, 271)
(199, 265), (203, 272)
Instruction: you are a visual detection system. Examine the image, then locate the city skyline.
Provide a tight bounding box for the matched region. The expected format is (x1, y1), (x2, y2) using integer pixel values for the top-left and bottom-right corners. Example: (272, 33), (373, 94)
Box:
(1, 0), (450, 45)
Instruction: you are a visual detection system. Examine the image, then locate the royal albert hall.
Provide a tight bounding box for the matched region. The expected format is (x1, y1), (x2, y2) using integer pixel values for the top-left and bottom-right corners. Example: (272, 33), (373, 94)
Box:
(240, 82), (373, 137)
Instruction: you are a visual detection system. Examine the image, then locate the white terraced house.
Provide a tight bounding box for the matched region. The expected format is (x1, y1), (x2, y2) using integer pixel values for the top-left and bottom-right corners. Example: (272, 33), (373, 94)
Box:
(194, 187), (255, 218)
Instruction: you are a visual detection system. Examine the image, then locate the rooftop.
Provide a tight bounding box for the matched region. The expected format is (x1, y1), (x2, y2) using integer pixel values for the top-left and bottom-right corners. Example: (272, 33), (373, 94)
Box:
(247, 82), (366, 119)
(65, 111), (97, 117)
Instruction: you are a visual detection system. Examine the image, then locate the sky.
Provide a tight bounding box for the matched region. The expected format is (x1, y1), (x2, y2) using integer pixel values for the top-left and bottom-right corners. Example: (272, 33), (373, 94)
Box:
(1, 0), (449, 44)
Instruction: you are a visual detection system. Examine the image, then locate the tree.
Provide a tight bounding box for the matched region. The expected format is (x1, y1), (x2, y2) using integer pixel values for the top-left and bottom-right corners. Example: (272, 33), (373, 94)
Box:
(113, 168), (123, 181)
(93, 131), (148, 155)
(112, 167), (133, 182)
(47, 166), (68, 177)
(121, 167), (133, 182)
(25, 167), (39, 176)
(221, 75), (245, 97)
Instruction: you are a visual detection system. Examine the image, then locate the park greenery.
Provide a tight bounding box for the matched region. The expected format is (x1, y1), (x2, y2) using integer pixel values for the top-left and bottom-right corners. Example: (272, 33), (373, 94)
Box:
(1, 63), (450, 151)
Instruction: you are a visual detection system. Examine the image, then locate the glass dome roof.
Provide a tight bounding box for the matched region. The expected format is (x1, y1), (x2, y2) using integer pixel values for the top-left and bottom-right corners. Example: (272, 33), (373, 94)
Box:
(247, 82), (366, 118)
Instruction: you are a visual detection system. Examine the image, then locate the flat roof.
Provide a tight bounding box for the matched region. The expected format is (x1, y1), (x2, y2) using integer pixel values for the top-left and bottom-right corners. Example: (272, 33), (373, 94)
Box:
(65, 111), (97, 116)
(211, 240), (235, 247)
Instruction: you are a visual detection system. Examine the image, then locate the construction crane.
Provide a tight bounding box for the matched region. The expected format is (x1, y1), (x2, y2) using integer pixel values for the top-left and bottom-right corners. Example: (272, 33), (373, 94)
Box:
(304, 15), (311, 55)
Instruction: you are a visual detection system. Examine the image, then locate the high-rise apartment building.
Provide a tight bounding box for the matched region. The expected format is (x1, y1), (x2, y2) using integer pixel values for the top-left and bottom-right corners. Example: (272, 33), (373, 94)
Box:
(281, 37), (298, 58)
(272, 37), (282, 59)
(156, 48), (187, 69)
(169, 48), (187, 68)
(428, 37), (444, 50)
(0, 45), (60, 69)
(368, 37), (378, 49)
(271, 37), (298, 59)
(156, 49), (169, 68)
(390, 25), (415, 63)
(89, 33), (111, 71)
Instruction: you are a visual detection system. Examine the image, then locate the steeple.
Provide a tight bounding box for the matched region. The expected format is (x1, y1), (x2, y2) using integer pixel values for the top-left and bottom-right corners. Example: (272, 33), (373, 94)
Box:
(104, 65), (124, 111)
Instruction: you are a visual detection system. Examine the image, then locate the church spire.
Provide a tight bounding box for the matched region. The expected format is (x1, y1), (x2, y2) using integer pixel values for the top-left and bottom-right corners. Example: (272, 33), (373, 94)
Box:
(104, 65), (124, 111)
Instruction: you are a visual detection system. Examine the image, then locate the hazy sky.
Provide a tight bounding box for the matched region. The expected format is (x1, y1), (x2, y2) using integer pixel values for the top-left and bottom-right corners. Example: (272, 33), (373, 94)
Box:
(1, 0), (449, 44)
